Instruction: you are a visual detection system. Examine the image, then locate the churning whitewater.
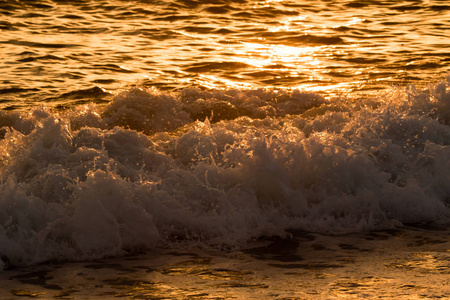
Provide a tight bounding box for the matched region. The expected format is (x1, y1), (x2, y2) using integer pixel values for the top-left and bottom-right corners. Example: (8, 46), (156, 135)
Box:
(0, 78), (449, 269)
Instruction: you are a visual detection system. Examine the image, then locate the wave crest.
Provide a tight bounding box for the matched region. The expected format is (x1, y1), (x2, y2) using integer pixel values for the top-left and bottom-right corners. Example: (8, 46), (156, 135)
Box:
(0, 81), (449, 269)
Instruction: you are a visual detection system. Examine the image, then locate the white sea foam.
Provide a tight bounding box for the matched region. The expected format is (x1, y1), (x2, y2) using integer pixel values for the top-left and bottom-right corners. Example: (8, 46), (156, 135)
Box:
(0, 79), (449, 269)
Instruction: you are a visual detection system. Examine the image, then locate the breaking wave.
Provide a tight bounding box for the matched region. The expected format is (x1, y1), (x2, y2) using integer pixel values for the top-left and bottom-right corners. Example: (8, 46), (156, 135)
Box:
(0, 78), (449, 269)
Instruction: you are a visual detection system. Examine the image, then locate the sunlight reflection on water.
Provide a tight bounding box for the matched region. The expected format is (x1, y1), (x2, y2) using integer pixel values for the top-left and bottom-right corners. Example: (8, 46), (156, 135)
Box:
(0, 0), (448, 108)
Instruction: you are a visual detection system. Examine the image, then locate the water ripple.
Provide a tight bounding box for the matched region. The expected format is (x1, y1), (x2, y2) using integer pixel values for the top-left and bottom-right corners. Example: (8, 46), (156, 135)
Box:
(0, 0), (449, 106)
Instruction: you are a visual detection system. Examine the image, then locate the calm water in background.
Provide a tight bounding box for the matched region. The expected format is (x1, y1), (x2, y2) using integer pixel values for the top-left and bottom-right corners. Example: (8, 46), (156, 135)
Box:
(1, 0), (449, 109)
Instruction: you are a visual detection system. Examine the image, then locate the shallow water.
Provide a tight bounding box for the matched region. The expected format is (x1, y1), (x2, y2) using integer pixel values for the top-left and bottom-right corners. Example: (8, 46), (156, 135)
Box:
(1, 226), (449, 299)
(1, 0), (449, 109)
(0, 0), (449, 270)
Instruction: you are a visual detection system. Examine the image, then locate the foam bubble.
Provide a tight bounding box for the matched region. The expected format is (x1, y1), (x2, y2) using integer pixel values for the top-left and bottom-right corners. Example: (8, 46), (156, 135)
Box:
(0, 81), (449, 269)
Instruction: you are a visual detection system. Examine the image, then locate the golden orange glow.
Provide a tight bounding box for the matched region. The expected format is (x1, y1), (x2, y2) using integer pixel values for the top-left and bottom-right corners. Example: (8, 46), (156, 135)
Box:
(297, 81), (355, 92)
(198, 75), (254, 90)
(346, 17), (365, 26)
(159, 10), (377, 95)
(234, 42), (324, 66)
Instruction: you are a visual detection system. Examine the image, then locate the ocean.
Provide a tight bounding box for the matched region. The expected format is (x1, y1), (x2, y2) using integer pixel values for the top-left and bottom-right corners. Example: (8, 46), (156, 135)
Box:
(0, 0), (449, 298)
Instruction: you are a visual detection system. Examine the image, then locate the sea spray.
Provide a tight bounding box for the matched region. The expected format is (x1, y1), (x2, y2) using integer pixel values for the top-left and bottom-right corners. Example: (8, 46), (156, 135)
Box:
(0, 82), (449, 269)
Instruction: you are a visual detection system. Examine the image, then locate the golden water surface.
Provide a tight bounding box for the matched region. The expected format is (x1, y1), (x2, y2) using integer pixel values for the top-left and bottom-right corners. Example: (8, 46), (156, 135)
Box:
(0, 0), (449, 109)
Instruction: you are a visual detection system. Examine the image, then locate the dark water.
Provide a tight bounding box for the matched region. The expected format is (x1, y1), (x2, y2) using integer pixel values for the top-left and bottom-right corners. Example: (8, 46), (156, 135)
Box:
(1, 0), (449, 109)
(0, 0), (449, 270)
